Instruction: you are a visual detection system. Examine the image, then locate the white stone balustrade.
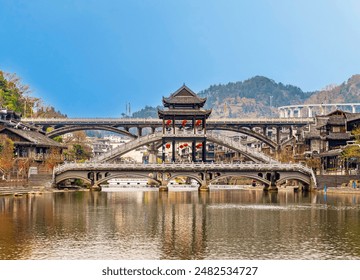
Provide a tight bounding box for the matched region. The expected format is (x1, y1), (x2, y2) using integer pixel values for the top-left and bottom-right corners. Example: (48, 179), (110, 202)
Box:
(278, 103), (360, 118)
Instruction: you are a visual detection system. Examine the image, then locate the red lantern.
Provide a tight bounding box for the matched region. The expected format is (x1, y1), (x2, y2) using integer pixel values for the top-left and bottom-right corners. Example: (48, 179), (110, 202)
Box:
(196, 143), (203, 148)
(179, 145), (184, 149)
(195, 120), (202, 126)
(165, 143), (171, 149)
(181, 120), (187, 127)
(184, 143), (188, 147)
(166, 120), (172, 126)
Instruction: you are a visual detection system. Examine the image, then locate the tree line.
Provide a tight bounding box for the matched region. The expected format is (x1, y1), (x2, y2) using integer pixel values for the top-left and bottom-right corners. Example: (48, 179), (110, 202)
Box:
(0, 70), (66, 118)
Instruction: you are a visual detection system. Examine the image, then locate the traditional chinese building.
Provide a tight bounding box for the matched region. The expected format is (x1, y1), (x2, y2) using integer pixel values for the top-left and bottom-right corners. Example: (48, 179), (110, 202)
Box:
(299, 110), (360, 173)
(158, 85), (212, 162)
(0, 127), (64, 161)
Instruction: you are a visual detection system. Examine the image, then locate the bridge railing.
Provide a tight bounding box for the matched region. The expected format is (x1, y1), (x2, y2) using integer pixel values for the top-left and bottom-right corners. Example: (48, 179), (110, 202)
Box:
(54, 161), (315, 175)
(93, 132), (163, 162)
(92, 131), (276, 164)
(207, 132), (277, 163)
(22, 117), (314, 125)
(92, 130), (279, 163)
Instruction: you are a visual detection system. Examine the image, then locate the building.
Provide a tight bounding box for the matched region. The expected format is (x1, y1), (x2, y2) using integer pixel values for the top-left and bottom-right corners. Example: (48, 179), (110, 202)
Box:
(299, 110), (360, 173)
(0, 127), (63, 162)
(91, 138), (111, 157)
(158, 85), (212, 162)
(0, 108), (21, 121)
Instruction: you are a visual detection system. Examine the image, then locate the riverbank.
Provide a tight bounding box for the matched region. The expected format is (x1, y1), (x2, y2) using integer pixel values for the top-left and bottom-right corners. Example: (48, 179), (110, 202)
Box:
(318, 186), (360, 194)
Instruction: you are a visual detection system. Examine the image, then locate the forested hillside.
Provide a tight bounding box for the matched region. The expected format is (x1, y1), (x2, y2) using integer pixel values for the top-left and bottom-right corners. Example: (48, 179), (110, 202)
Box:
(0, 71), (66, 118)
(305, 74), (360, 105)
(198, 76), (313, 117)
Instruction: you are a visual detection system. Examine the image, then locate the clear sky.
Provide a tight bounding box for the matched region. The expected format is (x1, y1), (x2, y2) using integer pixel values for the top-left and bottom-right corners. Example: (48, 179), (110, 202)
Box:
(1, 0), (360, 117)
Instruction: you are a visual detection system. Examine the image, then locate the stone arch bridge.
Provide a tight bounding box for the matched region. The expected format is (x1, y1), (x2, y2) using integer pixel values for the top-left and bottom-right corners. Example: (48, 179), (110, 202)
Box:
(53, 162), (317, 192)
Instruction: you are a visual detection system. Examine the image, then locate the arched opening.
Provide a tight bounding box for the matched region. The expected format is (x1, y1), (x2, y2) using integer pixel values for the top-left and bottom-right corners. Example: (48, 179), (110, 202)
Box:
(55, 175), (92, 189)
(47, 126), (137, 139)
(166, 174), (202, 188)
(277, 175), (311, 191)
(209, 174), (270, 188)
(208, 127), (278, 149)
(96, 173), (160, 187)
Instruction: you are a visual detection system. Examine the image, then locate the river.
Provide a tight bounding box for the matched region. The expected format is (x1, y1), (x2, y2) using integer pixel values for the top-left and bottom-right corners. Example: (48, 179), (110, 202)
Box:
(1, 188), (360, 260)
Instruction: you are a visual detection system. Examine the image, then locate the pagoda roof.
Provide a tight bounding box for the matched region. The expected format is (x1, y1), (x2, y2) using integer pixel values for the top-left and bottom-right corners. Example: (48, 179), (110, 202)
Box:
(158, 109), (212, 119)
(162, 85), (206, 107)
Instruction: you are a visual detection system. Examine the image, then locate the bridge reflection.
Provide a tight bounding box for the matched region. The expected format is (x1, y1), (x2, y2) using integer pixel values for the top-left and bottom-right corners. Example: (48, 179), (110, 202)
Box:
(1, 191), (359, 259)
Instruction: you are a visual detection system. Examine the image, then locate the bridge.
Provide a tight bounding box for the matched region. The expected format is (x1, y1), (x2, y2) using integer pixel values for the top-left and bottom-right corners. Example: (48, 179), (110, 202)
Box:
(53, 162), (317, 192)
(22, 117), (314, 148)
(93, 131), (276, 163)
(278, 103), (360, 118)
(20, 85), (326, 192)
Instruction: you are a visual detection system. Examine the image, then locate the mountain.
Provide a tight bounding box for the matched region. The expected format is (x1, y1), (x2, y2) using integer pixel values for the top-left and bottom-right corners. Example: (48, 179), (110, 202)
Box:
(132, 105), (161, 119)
(197, 76), (313, 118)
(305, 74), (360, 105)
(131, 75), (360, 118)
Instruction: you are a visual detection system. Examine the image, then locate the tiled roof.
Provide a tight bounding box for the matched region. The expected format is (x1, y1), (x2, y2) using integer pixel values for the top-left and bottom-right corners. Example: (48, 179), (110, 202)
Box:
(319, 149), (342, 157)
(327, 117), (346, 125)
(344, 112), (360, 121)
(158, 109), (212, 118)
(326, 132), (352, 140)
(163, 85), (206, 106)
(304, 131), (320, 139)
(0, 127), (63, 147)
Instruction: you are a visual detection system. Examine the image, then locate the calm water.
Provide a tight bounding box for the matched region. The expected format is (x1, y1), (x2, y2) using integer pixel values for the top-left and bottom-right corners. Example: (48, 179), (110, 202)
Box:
(1, 188), (360, 260)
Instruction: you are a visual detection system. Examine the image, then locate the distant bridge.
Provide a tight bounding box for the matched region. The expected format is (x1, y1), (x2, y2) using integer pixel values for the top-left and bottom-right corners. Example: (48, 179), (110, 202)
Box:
(53, 162), (317, 191)
(278, 103), (360, 118)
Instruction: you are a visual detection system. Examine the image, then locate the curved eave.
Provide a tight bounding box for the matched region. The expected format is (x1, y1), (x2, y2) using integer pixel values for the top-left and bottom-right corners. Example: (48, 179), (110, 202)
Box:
(158, 109), (212, 119)
(162, 97), (207, 107)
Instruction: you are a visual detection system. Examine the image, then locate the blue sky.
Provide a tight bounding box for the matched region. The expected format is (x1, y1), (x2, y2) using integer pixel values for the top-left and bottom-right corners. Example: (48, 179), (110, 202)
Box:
(1, 0), (360, 117)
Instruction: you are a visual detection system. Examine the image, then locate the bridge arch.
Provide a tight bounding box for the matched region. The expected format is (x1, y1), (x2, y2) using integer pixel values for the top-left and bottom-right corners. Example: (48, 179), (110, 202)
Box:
(95, 132), (275, 163)
(166, 173), (203, 186)
(209, 173), (270, 186)
(47, 125), (137, 138)
(208, 127), (278, 149)
(55, 174), (92, 186)
(96, 172), (161, 186)
(276, 174), (311, 186)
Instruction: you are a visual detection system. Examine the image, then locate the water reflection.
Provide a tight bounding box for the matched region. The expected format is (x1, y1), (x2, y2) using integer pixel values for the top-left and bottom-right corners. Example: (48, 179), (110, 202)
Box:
(0, 190), (360, 260)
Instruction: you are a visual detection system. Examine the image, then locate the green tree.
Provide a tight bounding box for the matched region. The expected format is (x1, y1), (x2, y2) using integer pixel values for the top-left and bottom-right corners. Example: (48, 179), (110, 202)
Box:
(1, 70), (66, 118)
(68, 144), (92, 161)
(45, 127), (63, 143)
(63, 131), (92, 162)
